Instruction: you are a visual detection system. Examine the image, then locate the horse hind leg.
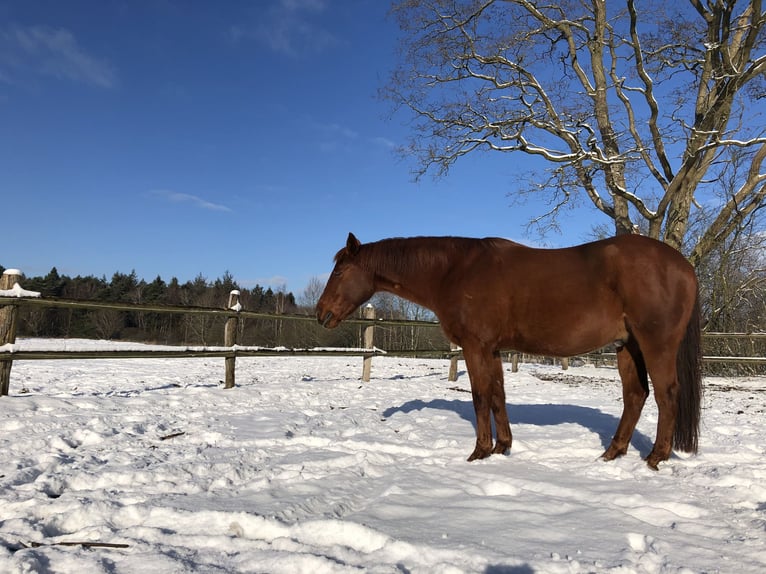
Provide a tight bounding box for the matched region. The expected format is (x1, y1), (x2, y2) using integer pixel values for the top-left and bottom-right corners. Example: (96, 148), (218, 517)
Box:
(603, 339), (649, 462)
(641, 290), (701, 469)
(643, 347), (682, 470)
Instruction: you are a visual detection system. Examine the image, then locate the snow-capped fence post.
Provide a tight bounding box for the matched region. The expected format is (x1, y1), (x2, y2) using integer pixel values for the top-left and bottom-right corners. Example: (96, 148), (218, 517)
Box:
(223, 290), (241, 389)
(0, 269), (23, 395)
(448, 342), (459, 382)
(361, 304), (375, 382)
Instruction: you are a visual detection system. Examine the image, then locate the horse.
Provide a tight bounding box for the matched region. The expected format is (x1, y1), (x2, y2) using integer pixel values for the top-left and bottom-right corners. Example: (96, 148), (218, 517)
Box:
(316, 232), (702, 470)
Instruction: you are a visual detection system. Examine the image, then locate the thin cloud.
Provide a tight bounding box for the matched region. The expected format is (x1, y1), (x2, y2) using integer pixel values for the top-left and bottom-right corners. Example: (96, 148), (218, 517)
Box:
(1, 25), (117, 88)
(231, 0), (337, 58)
(371, 136), (396, 149)
(308, 119), (359, 153)
(152, 190), (232, 213)
(309, 121), (397, 154)
(280, 0), (326, 11)
(322, 122), (358, 140)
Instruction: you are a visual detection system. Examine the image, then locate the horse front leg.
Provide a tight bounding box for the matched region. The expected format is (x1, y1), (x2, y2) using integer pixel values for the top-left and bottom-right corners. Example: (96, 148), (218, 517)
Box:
(489, 351), (512, 455)
(463, 346), (511, 461)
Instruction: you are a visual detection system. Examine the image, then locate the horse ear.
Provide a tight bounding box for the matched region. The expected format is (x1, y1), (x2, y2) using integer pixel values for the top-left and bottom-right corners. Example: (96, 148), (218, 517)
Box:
(346, 233), (361, 256)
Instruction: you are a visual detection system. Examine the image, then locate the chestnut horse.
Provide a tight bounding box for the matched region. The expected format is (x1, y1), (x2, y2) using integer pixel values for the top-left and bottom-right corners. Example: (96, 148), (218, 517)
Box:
(316, 233), (702, 470)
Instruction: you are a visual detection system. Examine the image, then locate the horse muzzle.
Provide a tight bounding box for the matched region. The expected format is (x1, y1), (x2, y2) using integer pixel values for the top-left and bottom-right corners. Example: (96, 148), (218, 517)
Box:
(318, 310), (335, 329)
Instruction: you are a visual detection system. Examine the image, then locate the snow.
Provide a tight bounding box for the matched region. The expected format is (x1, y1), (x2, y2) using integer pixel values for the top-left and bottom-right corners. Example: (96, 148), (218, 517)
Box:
(0, 269), (40, 298)
(0, 284), (41, 298)
(1, 338), (765, 573)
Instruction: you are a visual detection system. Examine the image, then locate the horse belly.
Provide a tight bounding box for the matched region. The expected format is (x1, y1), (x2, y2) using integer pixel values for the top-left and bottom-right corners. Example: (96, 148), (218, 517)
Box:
(445, 249), (626, 355)
(498, 293), (626, 357)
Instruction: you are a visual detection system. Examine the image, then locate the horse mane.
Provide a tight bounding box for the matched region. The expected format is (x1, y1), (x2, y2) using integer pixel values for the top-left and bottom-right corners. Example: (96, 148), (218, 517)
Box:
(345, 236), (500, 276)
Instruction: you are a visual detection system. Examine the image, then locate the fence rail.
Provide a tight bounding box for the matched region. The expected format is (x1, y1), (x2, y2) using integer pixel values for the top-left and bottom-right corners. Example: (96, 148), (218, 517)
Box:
(0, 295), (431, 327)
(1, 268), (764, 396)
(0, 348), (386, 361)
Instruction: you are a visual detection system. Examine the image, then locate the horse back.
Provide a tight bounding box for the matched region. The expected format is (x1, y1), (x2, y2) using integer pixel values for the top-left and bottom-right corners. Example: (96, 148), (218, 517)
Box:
(439, 234), (697, 355)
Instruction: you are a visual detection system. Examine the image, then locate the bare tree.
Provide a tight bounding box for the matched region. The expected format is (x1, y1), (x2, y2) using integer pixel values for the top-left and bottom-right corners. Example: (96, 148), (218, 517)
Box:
(371, 292), (442, 350)
(273, 284), (287, 344)
(90, 310), (124, 340)
(386, 0), (766, 263)
(183, 274), (216, 345)
(298, 276), (326, 312)
(22, 308), (46, 337)
(372, 292), (435, 321)
(698, 222), (765, 331)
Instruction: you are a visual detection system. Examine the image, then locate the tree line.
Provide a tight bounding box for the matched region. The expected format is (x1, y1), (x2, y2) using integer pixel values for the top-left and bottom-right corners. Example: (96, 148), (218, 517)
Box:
(0, 265), (451, 352)
(0, 266), (299, 345)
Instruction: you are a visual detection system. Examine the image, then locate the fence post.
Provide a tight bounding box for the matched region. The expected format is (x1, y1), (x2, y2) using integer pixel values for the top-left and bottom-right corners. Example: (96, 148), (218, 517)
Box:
(448, 342), (459, 382)
(362, 304), (375, 382)
(560, 357), (569, 370)
(0, 269), (23, 396)
(511, 352), (519, 373)
(223, 290), (241, 389)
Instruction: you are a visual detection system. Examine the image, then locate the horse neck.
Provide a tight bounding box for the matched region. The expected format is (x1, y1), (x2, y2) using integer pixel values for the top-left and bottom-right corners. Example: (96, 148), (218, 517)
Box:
(361, 238), (461, 310)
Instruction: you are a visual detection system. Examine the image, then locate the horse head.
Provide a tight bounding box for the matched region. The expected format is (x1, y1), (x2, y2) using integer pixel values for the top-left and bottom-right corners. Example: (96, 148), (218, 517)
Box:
(316, 233), (376, 329)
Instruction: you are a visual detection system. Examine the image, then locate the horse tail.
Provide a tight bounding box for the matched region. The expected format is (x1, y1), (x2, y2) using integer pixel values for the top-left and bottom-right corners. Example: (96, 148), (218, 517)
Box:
(674, 290), (702, 453)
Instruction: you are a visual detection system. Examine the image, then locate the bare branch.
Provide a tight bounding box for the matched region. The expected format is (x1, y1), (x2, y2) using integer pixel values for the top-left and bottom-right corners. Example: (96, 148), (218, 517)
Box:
(690, 141), (766, 265)
(386, 0), (766, 249)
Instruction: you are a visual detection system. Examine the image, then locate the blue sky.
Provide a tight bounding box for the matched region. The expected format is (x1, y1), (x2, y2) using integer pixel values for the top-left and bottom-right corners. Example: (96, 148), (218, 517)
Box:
(0, 0), (603, 295)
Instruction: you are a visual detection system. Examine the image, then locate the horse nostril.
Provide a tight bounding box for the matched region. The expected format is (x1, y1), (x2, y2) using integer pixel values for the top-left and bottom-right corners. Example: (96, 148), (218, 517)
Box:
(321, 311), (334, 328)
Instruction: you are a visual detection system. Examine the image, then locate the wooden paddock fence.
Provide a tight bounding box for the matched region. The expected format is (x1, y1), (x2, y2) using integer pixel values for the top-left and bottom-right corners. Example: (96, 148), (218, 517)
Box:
(1, 269), (764, 396)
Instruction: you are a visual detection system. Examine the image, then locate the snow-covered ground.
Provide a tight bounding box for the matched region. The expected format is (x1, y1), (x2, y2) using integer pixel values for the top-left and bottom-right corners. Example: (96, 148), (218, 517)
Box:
(1, 338), (765, 573)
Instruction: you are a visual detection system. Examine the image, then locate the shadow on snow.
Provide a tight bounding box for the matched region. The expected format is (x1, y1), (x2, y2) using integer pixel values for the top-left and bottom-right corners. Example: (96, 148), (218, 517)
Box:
(383, 398), (654, 457)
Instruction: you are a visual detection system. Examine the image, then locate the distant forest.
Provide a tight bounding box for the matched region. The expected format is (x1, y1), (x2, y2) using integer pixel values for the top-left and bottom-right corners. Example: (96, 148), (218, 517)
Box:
(0, 265), (313, 345)
(0, 265), (451, 352)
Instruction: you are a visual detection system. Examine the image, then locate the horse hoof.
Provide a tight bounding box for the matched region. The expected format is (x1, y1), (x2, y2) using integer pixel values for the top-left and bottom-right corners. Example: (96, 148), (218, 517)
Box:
(467, 447), (491, 462)
(601, 443), (627, 462)
(646, 460), (660, 471)
(492, 443), (511, 456)
(644, 453), (664, 471)
(644, 447), (670, 470)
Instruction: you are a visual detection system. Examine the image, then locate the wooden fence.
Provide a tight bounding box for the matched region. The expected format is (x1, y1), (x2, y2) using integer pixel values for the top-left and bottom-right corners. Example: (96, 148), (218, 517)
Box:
(1, 269), (764, 396)
(0, 270), (427, 395)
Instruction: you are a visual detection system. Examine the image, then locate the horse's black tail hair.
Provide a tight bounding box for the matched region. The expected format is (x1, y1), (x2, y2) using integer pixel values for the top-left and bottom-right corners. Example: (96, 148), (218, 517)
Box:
(674, 291), (702, 453)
